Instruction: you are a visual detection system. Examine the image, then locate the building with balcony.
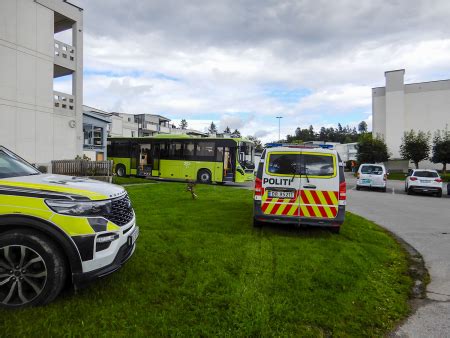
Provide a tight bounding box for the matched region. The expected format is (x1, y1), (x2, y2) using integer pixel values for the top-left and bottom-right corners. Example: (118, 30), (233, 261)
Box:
(134, 114), (173, 136)
(109, 113), (139, 138)
(0, 0), (83, 166)
(373, 69), (450, 169)
(83, 106), (111, 161)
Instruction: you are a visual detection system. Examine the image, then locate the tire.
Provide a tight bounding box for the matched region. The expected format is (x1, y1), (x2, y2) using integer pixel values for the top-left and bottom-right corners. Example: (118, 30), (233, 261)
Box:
(115, 164), (126, 177)
(382, 187), (387, 193)
(356, 185), (361, 191)
(436, 190), (442, 198)
(0, 229), (67, 309)
(253, 218), (263, 228)
(407, 187), (413, 195)
(197, 169), (212, 184)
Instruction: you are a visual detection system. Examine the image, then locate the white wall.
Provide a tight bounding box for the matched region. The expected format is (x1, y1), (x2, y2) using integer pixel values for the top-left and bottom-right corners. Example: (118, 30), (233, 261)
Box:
(0, 0), (82, 165)
(372, 70), (450, 169)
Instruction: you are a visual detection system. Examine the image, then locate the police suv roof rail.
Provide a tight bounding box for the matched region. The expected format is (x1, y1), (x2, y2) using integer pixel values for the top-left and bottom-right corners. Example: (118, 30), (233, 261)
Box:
(264, 143), (334, 149)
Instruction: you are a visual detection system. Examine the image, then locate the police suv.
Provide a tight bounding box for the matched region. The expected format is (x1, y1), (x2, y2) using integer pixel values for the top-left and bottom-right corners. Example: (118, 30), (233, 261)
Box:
(253, 144), (346, 233)
(0, 146), (138, 308)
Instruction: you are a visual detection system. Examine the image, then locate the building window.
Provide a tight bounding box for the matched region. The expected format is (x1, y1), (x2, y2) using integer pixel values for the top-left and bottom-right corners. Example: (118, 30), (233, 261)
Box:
(131, 131), (136, 137)
(83, 124), (103, 147)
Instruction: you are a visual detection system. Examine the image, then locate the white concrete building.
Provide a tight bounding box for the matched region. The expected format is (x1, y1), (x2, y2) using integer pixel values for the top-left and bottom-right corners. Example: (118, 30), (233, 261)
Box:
(373, 70), (450, 164)
(0, 0), (83, 166)
(109, 113), (139, 138)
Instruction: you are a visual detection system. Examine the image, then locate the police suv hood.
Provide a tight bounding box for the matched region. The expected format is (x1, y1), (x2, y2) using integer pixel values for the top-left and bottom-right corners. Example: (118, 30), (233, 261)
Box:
(0, 174), (125, 201)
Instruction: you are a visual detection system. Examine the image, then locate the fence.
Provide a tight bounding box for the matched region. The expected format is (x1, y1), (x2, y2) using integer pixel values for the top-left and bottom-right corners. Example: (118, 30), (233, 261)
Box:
(51, 160), (113, 178)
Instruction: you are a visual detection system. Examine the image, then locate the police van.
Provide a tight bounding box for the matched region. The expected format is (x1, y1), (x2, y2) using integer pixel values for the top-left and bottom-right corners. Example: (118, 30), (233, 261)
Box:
(253, 144), (346, 233)
(0, 146), (138, 308)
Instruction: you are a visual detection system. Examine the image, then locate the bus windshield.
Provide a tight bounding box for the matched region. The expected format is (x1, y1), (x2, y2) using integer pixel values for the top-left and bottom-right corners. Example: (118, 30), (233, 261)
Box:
(239, 142), (255, 169)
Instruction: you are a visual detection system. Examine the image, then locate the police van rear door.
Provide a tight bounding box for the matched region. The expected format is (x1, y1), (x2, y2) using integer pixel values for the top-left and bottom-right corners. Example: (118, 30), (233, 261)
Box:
(261, 150), (301, 218)
(298, 151), (339, 220)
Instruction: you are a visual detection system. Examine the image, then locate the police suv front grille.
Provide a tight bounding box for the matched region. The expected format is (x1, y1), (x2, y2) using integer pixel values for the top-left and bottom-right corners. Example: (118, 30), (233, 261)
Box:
(105, 194), (134, 227)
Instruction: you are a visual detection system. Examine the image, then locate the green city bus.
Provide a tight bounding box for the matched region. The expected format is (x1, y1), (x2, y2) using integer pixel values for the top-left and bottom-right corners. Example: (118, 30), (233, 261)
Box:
(107, 135), (255, 183)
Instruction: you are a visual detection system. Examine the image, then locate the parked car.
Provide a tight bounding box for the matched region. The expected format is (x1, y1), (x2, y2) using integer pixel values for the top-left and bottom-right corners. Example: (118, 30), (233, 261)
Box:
(405, 169), (443, 197)
(253, 144), (346, 233)
(356, 163), (387, 192)
(0, 146), (139, 308)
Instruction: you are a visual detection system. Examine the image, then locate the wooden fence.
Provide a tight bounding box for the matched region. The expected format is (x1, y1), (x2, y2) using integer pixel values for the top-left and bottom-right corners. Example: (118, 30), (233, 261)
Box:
(51, 160), (113, 177)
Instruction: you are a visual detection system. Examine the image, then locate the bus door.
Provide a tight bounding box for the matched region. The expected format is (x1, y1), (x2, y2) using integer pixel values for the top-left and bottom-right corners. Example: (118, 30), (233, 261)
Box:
(223, 147), (235, 181)
(151, 143), (160, 177)
(130, 142), (140, 176)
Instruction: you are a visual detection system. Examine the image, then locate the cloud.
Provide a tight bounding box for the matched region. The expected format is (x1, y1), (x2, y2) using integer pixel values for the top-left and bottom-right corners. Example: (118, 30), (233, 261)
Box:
(68, 0), (450, 143)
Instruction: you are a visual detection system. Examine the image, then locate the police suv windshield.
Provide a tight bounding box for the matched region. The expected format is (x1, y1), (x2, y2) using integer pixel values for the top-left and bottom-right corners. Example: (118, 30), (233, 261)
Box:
(0, 147), (40, 179)
(413, 170), (438, 178)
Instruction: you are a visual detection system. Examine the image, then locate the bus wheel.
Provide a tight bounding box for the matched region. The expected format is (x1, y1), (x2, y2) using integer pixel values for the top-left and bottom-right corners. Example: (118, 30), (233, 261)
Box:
(115, 164), (126, 177)
(197, 170), (211, 184)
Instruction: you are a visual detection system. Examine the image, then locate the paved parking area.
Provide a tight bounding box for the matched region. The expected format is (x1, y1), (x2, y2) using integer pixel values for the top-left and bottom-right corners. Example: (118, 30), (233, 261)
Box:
(346, 173), (450, 337)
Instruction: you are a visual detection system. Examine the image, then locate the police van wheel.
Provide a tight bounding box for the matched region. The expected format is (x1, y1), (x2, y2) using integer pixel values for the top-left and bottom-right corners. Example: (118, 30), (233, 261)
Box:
(116, 164), (126, 177)
(0, 230), (67, 309)
(253, 218), (263, 228)
(197, 170), (211, 184)
(356, 185), (361, 191)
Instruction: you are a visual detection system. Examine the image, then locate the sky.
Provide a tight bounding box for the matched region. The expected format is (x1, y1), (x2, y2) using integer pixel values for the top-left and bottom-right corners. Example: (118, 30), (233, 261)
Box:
(59, 0), (450, 143)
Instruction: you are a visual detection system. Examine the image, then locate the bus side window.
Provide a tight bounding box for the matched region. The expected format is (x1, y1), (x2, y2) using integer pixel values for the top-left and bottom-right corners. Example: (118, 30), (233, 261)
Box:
(216, 147), (224, 162)
(195, 142), (215, 161)
(114, 141), (131, 157)
(184, 142), (195, 160)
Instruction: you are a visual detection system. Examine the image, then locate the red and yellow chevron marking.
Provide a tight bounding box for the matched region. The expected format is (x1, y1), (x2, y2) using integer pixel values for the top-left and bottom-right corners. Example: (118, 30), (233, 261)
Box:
(261, 190), (338, 218)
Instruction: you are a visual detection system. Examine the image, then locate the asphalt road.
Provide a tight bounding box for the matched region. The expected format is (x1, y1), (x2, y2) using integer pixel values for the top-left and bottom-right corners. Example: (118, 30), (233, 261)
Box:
(346, 173), (450, 337)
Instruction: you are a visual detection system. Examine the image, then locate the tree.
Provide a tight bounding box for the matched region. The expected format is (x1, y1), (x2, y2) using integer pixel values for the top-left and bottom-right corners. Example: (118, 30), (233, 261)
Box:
(431, 129), (450, 174)
(208, 121), (217, 134)
(400, 130), (431, 169)
(231, 129), (241, 138)
(247, 136), (263, 153)
(223, 126), (231, 134)
(356, 133), (390, 164)
(179, 119), (188, 130)
(358, 121), (368, 134)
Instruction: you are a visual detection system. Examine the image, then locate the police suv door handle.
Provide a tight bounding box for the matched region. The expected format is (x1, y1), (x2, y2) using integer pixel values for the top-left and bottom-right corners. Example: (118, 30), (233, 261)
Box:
(303, 184), (317, 189)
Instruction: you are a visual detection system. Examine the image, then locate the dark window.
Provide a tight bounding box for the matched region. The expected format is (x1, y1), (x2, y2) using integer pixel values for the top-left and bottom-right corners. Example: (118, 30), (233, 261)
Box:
(184, 142), (195, 159)
(302, 154), (334, 176)
(413, 171), (438, 178)
(169, 142), (183, 159)
(216, 147), (224, 162)
(110, 141), (131, 157)
(195, 142), (215, 161)
(360, 165), (383, 175)
(268, 153), (335, 176)
(159, 142), (169, 159)
(268, 154), (299, 175)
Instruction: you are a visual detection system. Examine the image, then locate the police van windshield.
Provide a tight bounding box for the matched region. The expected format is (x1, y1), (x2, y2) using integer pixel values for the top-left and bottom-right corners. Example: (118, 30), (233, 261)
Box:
(268, 153), (335, 177)
(0, 147), (40, 179)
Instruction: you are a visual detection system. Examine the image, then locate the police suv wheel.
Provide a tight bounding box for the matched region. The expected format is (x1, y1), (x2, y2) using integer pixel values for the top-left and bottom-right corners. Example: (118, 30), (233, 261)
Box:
(253, 218), (263, 228)
(0, 230), (66, 308)
(197, 170), (211, 184)
(116, 164), (126, 177)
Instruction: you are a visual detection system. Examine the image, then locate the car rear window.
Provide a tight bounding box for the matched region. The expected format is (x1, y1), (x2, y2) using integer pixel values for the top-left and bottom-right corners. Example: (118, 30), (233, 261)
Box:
(360, 165), (383, 175)
(413, 171), (438, 178)
(267, 153), (335, 177)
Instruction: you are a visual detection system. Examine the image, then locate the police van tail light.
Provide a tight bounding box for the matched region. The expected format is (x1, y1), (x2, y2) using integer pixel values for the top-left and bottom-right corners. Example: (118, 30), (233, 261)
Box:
(383, 174), (387, 181)
(356, 173), (360, 179)
(255, 177), (263, 196)
(339, 181), (347, 200)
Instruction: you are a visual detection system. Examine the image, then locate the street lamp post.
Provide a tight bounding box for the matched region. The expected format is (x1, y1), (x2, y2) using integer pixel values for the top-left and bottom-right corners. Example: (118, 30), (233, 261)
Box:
(276, 116), (283, 142)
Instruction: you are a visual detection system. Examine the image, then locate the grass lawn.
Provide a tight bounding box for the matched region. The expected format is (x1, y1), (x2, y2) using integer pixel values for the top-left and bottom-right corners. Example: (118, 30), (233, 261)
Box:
(0, 183), (412, 336)
(112, 176), (153, 185)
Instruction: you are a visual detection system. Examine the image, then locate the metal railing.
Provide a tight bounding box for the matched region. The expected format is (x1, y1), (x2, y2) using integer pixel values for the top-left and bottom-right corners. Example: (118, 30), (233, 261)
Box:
(51, 160), (113, 177)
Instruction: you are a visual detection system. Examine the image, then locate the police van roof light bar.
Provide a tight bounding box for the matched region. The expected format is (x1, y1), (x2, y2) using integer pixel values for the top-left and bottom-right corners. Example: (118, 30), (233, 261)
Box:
(265, 143), (334, 149)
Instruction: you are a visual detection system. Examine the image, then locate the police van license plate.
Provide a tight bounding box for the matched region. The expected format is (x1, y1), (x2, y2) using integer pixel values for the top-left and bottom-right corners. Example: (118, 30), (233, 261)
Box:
(362, 179), (371, 184)
(268, 191), (295, 198)
(128, 226), (139, 246)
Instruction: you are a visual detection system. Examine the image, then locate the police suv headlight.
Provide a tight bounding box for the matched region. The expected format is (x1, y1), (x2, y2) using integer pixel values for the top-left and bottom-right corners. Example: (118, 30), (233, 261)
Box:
(45, 199), (112, 216)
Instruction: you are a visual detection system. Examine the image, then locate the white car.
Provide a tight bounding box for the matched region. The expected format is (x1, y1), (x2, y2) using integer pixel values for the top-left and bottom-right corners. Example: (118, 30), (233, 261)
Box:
(356, 163), (387, 192)
(405, 169), (443, 197)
